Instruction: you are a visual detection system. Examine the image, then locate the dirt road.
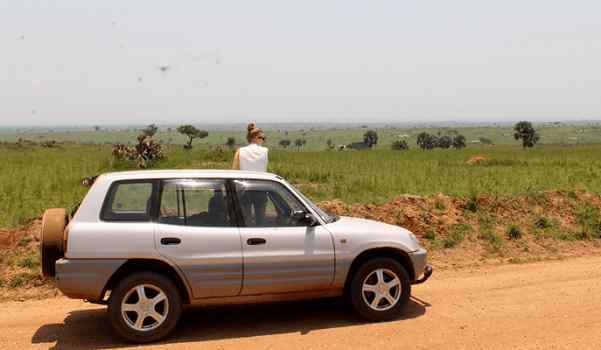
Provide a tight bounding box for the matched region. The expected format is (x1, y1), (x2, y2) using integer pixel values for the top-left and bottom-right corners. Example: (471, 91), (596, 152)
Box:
(2, 255), (601, 350)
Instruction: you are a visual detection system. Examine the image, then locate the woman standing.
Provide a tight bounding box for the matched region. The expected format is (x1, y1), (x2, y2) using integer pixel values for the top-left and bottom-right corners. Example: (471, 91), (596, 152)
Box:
(232, 123), (268, 225)
(232, 123), (268, 172)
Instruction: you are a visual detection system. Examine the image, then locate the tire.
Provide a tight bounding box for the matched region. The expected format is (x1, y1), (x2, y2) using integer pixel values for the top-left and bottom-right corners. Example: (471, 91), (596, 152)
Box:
(108, 272), (182, 343)
(40, 208), (67, 278)
(349, 258), (411, 322)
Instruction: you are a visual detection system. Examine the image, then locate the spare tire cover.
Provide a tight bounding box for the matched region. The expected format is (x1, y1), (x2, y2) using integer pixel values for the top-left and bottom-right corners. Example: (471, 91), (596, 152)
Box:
(40, 208), (67, 278)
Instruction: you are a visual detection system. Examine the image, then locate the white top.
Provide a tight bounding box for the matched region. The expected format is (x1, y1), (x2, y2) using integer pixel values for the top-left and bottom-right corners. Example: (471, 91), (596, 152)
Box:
(238, 144), (269, 172)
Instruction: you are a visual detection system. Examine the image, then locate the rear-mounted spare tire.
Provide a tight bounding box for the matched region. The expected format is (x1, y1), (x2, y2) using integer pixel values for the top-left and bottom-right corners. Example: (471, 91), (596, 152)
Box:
(40, 208), (67, 278)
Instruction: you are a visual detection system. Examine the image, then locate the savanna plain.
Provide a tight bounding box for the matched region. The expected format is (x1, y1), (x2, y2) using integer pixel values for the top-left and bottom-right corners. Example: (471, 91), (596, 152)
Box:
(1, 124), (601, 349)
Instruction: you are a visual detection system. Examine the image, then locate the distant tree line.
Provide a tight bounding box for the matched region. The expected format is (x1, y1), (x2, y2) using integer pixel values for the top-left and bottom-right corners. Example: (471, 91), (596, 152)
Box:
(416, 132), (466, 150)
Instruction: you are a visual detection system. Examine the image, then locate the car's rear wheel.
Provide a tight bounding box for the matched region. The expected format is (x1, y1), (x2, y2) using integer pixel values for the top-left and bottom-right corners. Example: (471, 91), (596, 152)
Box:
(108, 272), (182, 343)
(349, 258), (411, 321)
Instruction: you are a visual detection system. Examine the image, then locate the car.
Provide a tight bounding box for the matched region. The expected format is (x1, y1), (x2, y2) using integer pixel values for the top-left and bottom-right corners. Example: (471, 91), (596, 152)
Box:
(40, 169), (432, 343)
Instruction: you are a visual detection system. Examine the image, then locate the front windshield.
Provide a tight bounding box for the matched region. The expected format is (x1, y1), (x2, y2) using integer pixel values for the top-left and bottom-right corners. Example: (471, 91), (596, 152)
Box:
(284, 181), (338, 223)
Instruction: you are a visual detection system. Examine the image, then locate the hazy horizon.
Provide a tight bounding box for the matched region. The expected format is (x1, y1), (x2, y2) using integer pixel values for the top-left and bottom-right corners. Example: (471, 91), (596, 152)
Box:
(2, 1), (601, 127)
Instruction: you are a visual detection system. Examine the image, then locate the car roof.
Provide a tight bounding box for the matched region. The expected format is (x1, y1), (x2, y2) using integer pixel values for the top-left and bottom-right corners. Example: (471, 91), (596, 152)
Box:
(98, 169), (282, 182)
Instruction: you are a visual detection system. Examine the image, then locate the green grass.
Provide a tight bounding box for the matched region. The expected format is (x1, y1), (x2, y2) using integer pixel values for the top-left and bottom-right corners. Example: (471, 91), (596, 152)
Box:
(8, 272), (39, 288)
(442, 224), (472, 248)
(479, 230), (505, 252)
(16, 251), (40, 269)
(576, 206), (601, 239)
(2, 142), (601, 228)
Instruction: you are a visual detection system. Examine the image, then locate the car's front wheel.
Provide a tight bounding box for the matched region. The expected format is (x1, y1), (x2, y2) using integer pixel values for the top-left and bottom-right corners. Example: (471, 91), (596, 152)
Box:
(108, 272), (182, 343)
(349, 258), (411, 321)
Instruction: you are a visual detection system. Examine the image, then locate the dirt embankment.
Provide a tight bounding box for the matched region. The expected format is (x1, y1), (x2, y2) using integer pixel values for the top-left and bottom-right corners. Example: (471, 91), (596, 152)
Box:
(0, 220), (58, 300)
(319, 190), (601, 269)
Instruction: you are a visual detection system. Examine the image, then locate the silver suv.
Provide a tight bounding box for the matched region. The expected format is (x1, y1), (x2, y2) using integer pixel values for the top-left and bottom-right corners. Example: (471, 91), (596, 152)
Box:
(40, 170), (432, 343)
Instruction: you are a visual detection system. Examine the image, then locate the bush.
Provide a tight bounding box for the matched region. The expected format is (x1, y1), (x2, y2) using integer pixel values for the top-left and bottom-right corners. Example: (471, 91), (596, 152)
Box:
(534, 217), (550, 229)
(507, 225), (522, 240)
(576, 206), (601, 239)
(113, 134), (165, 168)
(391, 139), (409, 151)
(423, 230), (436, 240)
(363, 130), (378, 147)
(417, 132), (438, 150)
(443, 224), (470, 248)
(465, 196), (479, 212)
(452, 135), (466, 149)
(479, 230), (504, 252)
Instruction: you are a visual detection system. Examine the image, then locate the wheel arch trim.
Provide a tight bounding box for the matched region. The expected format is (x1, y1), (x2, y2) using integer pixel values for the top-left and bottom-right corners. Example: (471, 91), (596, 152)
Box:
(341, 247), (416, 295)
(102, 258), (193, 304)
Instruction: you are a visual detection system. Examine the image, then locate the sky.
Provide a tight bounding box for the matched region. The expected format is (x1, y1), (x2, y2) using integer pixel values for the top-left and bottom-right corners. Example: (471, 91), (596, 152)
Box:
(1, 0), (601, 126)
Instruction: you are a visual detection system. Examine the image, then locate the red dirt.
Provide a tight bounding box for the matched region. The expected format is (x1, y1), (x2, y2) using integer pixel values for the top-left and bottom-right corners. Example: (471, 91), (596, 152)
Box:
(0, 220), (41, 249)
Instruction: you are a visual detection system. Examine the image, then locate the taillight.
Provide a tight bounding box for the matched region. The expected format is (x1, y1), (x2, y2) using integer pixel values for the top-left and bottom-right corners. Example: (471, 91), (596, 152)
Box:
(63, 225), (70, 254)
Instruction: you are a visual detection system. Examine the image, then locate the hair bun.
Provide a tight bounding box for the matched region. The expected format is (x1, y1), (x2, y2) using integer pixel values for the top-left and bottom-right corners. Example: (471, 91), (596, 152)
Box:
(247, 123), (256, 132)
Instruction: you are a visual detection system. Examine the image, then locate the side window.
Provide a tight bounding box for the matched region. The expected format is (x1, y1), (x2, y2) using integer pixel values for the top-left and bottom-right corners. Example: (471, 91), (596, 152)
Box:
(159, 179), (233, 227)
(101, 181), (154, 221)
(233, 180), (307, 227)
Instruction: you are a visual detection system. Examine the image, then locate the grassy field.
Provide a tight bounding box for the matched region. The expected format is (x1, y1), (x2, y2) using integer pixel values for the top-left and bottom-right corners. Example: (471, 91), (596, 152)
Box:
(2, 141), (601, 229)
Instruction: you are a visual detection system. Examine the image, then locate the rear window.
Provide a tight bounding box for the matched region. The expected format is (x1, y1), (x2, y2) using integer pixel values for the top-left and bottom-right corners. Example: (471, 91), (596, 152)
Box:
(101, 181), (155, 221)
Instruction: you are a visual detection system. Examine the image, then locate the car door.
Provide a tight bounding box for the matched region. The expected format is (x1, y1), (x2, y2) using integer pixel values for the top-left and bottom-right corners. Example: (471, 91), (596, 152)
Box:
(233, 179), (335, 295)
(155, 179), (243, 299)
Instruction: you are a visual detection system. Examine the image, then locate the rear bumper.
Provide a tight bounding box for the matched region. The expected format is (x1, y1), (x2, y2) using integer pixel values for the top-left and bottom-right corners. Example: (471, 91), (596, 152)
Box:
(55, 258), (125, 301)
(408, 248), (433, 284)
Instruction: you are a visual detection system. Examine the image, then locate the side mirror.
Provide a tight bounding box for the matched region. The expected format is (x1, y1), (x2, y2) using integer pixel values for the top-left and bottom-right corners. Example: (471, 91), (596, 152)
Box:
(292, 210), (319, 227)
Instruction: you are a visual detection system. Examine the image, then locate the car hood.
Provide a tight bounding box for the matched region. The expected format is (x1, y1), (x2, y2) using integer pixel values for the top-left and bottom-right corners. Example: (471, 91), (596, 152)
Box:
(325, 216), (421, 252)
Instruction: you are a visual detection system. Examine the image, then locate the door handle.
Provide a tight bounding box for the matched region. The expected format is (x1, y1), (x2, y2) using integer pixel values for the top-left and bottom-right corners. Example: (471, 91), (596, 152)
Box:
(247, 238), (266, 245)
(161, 237), (181, 245)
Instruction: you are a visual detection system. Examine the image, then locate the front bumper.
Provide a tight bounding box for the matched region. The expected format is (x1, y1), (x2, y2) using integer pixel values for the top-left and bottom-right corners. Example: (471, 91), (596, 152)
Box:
(408, 247), (433, 284)
(413, 264), (433, 284)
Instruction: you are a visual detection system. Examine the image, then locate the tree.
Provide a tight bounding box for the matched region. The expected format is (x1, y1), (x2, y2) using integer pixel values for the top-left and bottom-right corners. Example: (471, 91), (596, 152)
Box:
(437, 135), (453, 149)
(513, 121), (540, 148)
(279, 139), (291, 148)
(142, 124), (158, 138)
(391, 139), (410, 150)
(326, 139), (334, 149)
(225, 137), (236, 149)
(363, 130), (378, 147)
(452, 134), (466, 149)
(177, 125), (209, 150)
(416, 132), (437, 150)
(93, 125), (101, 132)
(294, 138), (304, 150)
